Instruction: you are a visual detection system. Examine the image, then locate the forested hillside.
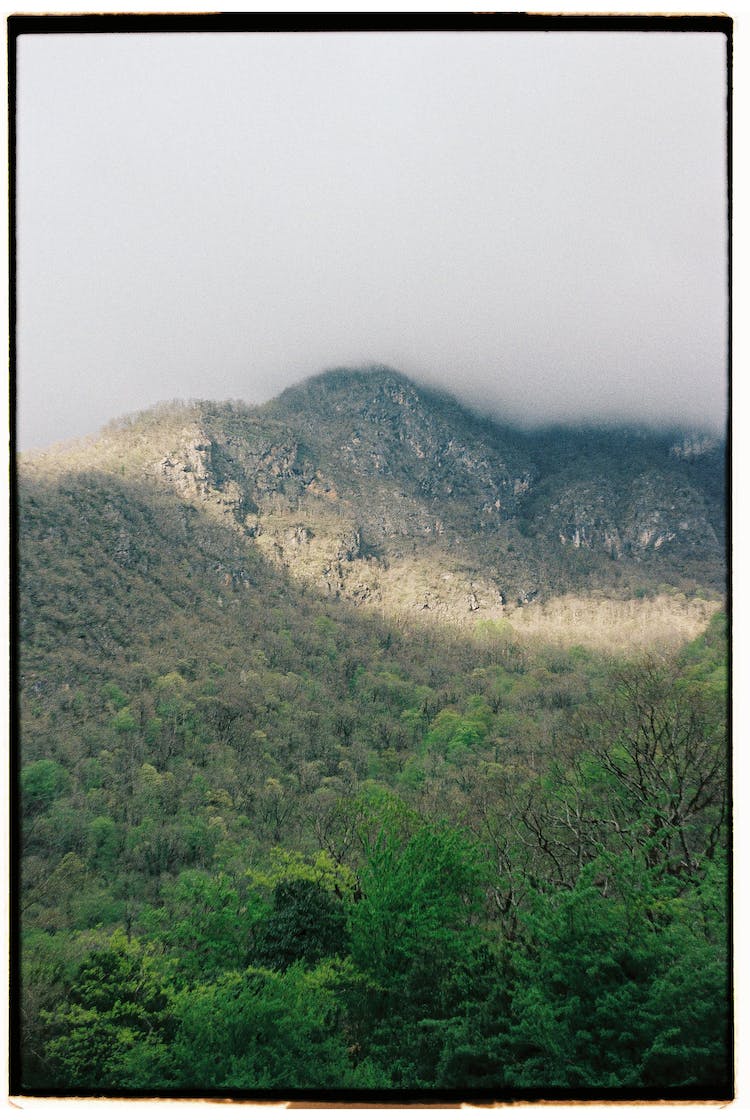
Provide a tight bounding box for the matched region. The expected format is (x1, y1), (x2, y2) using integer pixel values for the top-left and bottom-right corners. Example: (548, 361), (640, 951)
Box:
(15, 369), (730, 1098)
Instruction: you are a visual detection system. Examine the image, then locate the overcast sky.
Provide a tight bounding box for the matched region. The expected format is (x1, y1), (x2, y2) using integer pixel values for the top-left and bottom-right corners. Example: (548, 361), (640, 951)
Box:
(16, 27), (728, 450)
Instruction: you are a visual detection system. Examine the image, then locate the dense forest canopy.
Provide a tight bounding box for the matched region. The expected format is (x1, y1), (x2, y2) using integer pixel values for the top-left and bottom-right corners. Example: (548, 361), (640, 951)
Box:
(14, 369), (730, 1098)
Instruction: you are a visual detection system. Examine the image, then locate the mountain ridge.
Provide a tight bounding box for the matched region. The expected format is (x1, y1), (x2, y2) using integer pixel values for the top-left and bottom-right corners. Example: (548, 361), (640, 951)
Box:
(19, 366), (726, 631)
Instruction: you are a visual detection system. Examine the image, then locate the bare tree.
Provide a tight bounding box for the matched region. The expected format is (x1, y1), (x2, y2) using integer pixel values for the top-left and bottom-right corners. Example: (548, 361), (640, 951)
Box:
(520, 655), (727, 890)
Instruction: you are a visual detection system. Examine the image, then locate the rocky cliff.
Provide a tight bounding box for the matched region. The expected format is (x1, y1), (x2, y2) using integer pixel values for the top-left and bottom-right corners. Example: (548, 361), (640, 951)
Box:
(20, 366), (726, 629)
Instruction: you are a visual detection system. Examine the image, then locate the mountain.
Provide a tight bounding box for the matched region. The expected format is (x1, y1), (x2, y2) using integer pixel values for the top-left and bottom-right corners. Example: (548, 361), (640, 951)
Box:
(15, 366), (730, 1096)
(20, 365), (725, 636)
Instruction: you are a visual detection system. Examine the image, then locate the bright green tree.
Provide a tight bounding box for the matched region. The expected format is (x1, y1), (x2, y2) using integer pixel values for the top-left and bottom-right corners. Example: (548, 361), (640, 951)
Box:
(40, 931), (174, 1090)
(169, 961), (361, 1090)
(345, 806), (486, 1085)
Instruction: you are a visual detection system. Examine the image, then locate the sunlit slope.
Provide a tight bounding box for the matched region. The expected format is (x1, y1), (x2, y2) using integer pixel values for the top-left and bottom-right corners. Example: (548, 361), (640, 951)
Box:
(19, 366), (725, 649)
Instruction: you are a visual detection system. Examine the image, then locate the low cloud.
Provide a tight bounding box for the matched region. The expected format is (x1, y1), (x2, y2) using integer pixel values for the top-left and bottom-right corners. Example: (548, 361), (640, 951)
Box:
(16, 29), (728, 449)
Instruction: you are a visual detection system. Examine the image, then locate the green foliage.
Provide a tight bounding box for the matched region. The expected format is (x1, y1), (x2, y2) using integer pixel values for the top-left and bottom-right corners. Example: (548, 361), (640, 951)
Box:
(102, 682), (129, 710)
(141, 869), (256, 981)
(169, 962), (355, 1090)
(424, 701), (492, 764)
(21, 759), (70, 814)
(343, 811), (489, 1084)
(41, 931), (174, 1090)
(249, 846), (358, 898)
(254, 878), (348, 971)
(502, 852), (730, 1091)
(111, 707), (137, 735)
(86, 816), (121, 871)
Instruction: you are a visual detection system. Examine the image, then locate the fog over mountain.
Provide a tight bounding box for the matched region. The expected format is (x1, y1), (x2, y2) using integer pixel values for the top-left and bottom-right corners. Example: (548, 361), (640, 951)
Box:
(16, 27), (728, 450)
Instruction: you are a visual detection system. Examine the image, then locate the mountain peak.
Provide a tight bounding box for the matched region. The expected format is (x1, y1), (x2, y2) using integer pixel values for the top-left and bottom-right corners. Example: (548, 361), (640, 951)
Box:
(266, 365), (417, 416)
(18, 363), (726, 621)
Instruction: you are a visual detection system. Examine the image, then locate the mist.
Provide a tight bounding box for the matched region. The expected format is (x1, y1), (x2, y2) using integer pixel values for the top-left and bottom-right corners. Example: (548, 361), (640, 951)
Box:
(16, 28), (728, 451)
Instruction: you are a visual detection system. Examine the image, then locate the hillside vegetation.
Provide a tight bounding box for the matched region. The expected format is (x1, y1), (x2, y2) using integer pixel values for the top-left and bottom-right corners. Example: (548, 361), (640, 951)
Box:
(16, 368), (729, 1098)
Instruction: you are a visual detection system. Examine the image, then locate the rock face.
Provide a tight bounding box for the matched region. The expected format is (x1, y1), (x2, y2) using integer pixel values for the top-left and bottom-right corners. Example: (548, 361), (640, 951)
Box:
(22, 366), (726, 624)
(546, 472), (720, 561)
(263, 368), (535, 541)
(670, 434), (721, 460)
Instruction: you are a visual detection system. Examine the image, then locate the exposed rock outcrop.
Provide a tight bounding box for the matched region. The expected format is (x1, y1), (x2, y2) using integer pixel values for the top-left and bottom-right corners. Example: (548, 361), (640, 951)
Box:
(56, 365), (724, 625)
